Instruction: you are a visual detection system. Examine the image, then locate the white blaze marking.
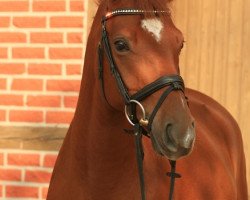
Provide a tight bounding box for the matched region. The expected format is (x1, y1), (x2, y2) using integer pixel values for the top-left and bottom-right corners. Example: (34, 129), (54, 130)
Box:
(141, 18), (163, 42)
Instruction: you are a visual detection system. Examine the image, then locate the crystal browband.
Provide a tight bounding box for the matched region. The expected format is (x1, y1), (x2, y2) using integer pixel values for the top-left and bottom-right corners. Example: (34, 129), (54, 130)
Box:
(105, 9), (170, 19)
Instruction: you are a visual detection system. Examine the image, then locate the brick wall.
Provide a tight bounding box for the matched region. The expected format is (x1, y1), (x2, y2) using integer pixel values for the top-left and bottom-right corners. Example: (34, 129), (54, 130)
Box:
(0, 149), (57, 200)
(0, 0), (88, 199)
(0, 0), (87, 127)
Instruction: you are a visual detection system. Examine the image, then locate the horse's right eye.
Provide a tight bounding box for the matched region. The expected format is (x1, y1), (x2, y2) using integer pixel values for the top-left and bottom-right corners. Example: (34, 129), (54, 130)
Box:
(114, 40), (130, 52)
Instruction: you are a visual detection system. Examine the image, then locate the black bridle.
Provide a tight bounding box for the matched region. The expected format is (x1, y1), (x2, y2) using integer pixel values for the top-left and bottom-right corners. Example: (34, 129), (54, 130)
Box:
(98, 8), (184, 200)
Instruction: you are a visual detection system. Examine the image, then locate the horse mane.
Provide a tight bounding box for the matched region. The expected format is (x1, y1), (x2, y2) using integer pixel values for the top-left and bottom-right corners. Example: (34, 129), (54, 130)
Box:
(97, 0), (173, 18)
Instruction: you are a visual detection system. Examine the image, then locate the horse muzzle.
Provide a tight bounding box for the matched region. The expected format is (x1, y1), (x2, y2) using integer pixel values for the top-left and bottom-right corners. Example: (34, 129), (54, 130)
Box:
(151, 121), (196, 160)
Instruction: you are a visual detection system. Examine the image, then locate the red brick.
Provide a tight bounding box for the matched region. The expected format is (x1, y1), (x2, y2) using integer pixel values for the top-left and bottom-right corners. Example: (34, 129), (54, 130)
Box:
(8, 153), (40, 166)
(42, 187), (49, 199)
(12, 48), (45, 59)
(0, 48), (8, 58)
(0, 1), (29, 12)
(27, 95), (61, 107)
(43, 154), (57, 167)
(0, 79), (7, 90)
(46, 79), (81, 92)
(0, 110), (6, 121)
(70, 1), (84, 11)
(25, 170), (52, 183)
(0, 153), (3, 165)
(11, 79), (43, 91)
(0, 95), (23, 106)
(28, 63), (61, 75)
(50, 16), (83, 28)
(31, 32), (63, 43)
(0, 32), (26, 43)
(46, 111), (74, 124)
(67, 32), (83, 43)
(33, 0), (66, 11)
(9, 110), (43, 123)
(6, 186), (39, 198)
(0, 169), (22, 181)
(13, 17), (46, 28)
(0, 17), (10, 27)
(66, 64), (82, 75)
(49, 48), (83, 59)
(0, 63), (25, 74)
(64, 96), (78, 108)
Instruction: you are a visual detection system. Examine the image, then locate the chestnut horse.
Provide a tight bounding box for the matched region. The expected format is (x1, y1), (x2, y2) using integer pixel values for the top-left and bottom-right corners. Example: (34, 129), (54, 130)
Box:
(47, 0), (248, 199)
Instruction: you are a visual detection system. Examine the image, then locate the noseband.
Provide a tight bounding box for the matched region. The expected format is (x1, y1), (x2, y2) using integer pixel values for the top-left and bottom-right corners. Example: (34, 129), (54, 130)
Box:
(98, 8), (185, 200)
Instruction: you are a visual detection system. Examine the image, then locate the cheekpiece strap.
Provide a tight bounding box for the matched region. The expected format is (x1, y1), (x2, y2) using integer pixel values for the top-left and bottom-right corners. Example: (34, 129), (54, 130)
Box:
(101, 20), (131, 103)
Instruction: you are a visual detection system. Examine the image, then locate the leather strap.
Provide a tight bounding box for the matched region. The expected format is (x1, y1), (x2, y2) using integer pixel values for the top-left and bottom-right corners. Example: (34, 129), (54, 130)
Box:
(147, 82), (184, 132)
(131, 75), (184, 102)
(167, 160), (181, 200)
(101, 20), (131, 103)
(134, 124), (146, 200)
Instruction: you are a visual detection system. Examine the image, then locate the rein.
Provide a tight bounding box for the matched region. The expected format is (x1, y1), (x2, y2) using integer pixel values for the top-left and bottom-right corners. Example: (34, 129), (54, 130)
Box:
(98, 8), (184, 200)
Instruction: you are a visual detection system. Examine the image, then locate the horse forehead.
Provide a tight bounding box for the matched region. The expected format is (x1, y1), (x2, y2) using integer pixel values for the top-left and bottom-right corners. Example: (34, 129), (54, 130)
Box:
(141, 18), (164, 42)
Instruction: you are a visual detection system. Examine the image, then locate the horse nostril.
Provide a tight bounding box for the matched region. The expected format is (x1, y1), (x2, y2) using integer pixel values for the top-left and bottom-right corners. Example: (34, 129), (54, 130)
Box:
(165, 122), (195, 150)
(165, 124), (179, 152)
(165, 124), (174, 142)
(166, 124), (172, 134)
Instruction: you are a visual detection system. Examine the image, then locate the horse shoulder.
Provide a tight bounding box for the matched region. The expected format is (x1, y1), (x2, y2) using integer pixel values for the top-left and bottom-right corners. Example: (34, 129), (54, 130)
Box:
(186, 88), (248, 199)
(186, 88), (241, 147)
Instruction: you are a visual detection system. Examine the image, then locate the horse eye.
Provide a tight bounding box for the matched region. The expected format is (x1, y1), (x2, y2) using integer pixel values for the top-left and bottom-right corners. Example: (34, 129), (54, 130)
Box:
(114, 40), (130, 52)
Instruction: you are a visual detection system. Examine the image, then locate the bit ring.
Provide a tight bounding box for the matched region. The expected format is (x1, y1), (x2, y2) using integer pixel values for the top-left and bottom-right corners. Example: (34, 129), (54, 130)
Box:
(125, 100), (148, 126)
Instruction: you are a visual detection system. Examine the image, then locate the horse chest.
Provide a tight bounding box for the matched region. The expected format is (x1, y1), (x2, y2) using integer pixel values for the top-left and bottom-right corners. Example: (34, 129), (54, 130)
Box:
(175, 159), (237, 199)
(172, 129), (238, 199)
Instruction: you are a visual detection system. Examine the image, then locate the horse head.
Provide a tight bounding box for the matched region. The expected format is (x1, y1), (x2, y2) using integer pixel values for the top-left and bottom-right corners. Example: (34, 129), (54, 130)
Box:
(97, 0), (195, 161)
